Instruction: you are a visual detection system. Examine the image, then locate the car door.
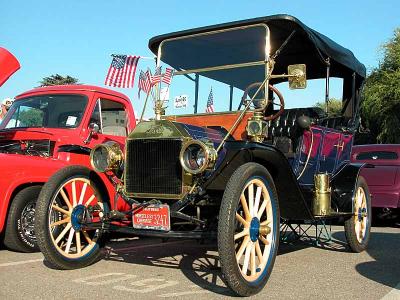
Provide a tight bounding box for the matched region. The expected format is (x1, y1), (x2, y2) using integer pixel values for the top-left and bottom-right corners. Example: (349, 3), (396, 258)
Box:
(85, 97), (129, 148)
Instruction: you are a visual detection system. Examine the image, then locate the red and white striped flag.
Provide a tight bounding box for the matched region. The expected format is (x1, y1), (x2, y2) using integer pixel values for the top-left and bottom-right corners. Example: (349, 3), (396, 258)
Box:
(162, 68), (174, 85)
(105, 55), (139, 88)
(150, 66), (162, 86)
(138, 70), (152, 98)
(206, 87), (214, 113)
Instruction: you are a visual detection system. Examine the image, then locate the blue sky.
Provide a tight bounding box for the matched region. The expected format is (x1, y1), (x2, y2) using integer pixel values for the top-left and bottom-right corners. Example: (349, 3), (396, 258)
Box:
(1, 1), (399, 117)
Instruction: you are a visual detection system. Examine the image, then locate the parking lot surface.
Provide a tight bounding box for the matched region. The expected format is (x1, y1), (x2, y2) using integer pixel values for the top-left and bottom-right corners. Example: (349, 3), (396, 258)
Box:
(0, 226), (399, 300)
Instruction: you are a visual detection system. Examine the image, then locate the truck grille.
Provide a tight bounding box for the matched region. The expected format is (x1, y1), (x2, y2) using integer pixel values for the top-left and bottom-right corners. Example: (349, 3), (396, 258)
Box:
(125, 139), (183, 196)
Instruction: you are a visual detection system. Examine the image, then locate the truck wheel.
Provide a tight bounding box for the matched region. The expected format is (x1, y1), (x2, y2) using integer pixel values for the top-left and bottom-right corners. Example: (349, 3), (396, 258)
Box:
(218, 162), (280, 296)
(4, 186), (42, 252)
(35, 166), (107, 269)
(344, 176), (371, 252)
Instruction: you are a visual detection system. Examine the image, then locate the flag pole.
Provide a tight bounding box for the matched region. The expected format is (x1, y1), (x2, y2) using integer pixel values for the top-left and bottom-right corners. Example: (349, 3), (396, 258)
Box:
(139, 91), (151, 122)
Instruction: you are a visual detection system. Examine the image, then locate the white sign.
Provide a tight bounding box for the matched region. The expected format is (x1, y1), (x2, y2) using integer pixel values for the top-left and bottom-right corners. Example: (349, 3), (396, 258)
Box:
(174, 95), (188, 109)
(160, 87), (169, 101)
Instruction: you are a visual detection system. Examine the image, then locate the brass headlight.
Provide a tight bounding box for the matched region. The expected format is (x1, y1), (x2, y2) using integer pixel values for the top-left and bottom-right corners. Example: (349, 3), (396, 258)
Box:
(179, 140), (217, 175)
(90, 141), (123, 173)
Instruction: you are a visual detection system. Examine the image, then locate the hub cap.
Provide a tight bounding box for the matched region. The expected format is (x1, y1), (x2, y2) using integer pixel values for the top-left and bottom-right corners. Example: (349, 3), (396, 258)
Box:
(234, 178), (274, 281)
(20, 202), (36, 241)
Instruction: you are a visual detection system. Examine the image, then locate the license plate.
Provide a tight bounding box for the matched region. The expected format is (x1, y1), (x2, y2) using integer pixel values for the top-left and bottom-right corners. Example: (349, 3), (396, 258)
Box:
(132, 204), (170, 231)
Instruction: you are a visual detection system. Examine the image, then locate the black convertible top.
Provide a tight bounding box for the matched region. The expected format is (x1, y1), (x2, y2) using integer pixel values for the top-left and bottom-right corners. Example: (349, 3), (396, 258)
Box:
(149, 15), (365, 90)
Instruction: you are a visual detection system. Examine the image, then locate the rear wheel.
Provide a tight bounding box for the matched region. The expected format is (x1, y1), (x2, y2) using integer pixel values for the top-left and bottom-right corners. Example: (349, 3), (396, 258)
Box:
(35, 166), (107, 269)
(4, 186), (42, 252)
(218, 163), (279, 296)
(344, 176), (371, 252)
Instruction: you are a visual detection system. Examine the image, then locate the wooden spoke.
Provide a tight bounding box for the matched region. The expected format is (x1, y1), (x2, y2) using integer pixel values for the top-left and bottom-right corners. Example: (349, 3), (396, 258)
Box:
(260, 220), (271, 226)
(234, 228), (249, 241)
(242, 242), (252, 274)
(76, 232), (82, 254)
(260, 235), (270, 245)
(250, 243), (256, 276)
(54, 223), (72, 244)
(82, 231), (93, 245)
(71, 181), (77, 206)
(52, 205), (70, 216)
(85, 194), (96, 207)
(254, 186), (262, 217)
(59, 189), (72, 210)
(236, 213), (248, 226)
(65, 227), (75, 254)
(255, 240), (263, 264)
(236, 236), (250, 261)
(78, 182), (88, 205)
(50, 217), (70, 227)
(240, 194), (251, 221)
(248, 183), (254, 217)
(257, 198), (268, 219)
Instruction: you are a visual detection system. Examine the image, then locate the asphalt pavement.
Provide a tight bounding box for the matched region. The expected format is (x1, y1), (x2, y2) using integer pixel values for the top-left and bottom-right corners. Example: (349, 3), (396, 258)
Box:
(0, 225), (399, 300)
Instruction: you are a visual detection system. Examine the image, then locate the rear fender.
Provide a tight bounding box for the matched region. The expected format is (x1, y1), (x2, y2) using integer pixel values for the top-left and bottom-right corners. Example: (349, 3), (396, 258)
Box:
(331, 163), (367, 213)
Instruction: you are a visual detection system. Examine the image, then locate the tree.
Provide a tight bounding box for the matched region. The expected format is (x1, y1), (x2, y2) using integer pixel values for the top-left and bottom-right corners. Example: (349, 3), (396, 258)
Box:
(39, 74), (80, 87)
(361, 28), (400, 143)
(315, 98), (342, 117)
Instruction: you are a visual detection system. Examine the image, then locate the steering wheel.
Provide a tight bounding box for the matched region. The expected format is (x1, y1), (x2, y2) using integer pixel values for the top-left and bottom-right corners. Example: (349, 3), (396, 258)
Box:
(240, 82), (285, 121)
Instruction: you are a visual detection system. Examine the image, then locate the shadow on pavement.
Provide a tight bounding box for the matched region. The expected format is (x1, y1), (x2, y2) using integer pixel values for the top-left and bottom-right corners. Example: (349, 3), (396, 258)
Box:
(104, 239), (236, 296)
(357, 231), (400, 289)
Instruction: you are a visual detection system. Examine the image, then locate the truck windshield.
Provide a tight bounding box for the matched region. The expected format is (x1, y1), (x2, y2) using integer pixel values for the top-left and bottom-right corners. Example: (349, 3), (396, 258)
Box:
(0, 94), (88, 129)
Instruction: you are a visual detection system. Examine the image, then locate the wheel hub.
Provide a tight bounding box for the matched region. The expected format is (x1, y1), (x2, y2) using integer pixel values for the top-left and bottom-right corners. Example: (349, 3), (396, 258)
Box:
(249, 217), (260, 242)
(21, 203), (36, 239)
(71, 204), (86, 231)
(357, 207), (367, 222)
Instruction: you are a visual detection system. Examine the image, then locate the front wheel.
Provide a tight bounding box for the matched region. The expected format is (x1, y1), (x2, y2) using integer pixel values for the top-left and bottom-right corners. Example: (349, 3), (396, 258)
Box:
(344, 176), (371, 252)
(218, 163), (280, 297)
(35, 166), (107, 269)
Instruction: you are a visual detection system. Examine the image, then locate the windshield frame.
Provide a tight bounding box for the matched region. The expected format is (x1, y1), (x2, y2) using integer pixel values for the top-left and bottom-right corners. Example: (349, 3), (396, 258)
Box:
(0, 93), (89, 130)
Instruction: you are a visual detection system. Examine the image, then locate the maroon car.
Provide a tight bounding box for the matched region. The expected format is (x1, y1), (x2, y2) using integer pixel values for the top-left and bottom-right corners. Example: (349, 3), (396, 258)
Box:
(351, 144), (400, 222)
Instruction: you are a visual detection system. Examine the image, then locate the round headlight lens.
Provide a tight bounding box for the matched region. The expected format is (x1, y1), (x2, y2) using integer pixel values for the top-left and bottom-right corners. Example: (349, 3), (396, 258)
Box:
(180, 140), (217, 175)
(90, 142), (123, 173)
(91, 146), (110, 172)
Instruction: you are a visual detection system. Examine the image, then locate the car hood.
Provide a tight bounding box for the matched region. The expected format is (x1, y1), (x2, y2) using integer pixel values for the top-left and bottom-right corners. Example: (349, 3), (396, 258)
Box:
(0, 47), (20, 87)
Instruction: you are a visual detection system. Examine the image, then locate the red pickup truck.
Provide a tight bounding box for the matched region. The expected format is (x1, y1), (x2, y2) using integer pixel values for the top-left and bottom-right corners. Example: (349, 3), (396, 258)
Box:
(0, 84), (136, 252)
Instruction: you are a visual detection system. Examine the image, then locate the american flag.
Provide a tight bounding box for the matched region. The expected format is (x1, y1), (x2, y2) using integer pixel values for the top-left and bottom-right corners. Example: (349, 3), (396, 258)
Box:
(206, 88), (214, 113)
(138, 70), (151, 98)
(162, 68), (174, 85)
(105, 55), (139, 88)
(150, 66), (162, 86)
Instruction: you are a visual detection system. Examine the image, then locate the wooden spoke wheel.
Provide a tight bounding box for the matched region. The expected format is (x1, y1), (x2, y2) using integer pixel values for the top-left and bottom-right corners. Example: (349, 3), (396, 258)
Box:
(218, 163), (279, 297)
(344, 176), (371, 253)
(35, 166), (107, 269)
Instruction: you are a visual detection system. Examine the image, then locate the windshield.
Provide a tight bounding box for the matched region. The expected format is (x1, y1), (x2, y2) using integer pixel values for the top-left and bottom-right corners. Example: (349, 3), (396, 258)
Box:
(0, 94), (88, 129)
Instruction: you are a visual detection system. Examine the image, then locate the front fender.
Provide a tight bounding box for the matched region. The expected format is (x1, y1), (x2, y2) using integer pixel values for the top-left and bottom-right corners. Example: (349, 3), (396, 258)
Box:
(204, 141), (313, 220)
(0, 155), (69, 232)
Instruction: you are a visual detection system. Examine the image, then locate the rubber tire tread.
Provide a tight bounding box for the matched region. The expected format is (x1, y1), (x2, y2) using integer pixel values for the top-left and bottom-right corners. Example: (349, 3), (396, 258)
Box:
(218, 162), (280, 297)
(4, 186), (42, 252)
(344, 176), (371, 253)
(35, 165), (105, 269)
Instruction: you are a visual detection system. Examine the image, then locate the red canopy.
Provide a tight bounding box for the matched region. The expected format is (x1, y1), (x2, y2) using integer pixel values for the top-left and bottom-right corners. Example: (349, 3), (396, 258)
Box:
(0, 47), (20, 87)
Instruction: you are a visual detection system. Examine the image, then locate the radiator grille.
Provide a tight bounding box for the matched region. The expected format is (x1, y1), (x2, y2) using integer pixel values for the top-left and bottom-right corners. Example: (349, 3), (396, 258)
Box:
(125, 139), (183, 196)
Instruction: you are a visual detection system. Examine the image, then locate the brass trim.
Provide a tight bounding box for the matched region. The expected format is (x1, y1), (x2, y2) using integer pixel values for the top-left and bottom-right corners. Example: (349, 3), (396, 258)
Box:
(179, 139), (217, 175)
(173, 61), (265, 76)
(90, 141), (123, 173)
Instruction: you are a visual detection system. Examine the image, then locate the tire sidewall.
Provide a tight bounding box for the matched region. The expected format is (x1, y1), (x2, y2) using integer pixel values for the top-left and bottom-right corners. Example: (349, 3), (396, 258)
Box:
(345, 176), (371, 252)
(218, 162), (280, 296)
(35, 166), (105, 269)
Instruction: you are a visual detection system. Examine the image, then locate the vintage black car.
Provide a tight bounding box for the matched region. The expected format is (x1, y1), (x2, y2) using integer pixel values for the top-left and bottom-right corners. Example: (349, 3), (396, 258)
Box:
(35, 15), (370, 296)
